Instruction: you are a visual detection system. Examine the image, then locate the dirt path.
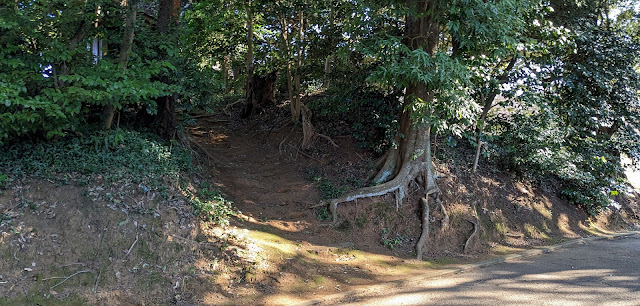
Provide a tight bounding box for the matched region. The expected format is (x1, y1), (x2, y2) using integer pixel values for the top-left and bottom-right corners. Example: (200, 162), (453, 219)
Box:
(187, 116), (640, 304)
(306, 234), (640, 305)
(188, 118), (401, 303)
(191, 120), (324, 235)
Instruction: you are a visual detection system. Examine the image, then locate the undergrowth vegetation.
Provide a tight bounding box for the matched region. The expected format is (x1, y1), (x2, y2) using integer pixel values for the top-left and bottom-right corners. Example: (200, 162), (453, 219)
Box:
(0, 128), (236, 225)
(0, 128), (191, 183)
(188, 183), (237, 226)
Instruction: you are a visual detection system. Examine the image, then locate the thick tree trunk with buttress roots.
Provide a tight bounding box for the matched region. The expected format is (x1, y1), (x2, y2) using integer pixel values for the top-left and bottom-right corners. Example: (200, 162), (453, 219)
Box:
(328, 107), (439, 214)
(329, 0), (441, 260)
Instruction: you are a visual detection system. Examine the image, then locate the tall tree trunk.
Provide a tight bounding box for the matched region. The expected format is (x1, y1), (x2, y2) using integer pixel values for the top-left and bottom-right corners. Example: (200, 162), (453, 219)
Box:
(242, 1), (277, 117)
(322, 0), (334, 89)
(472, 57), (517, 172)
(245, 0), (254, 96)
(290, 11), (305, 124)
(157, 0), (173, 33)
(277, 10), (303, 124)
(223, 56), (230, 94)
(242, 0), (256, 117)
(280, 15), (296, 122)
(103, 0), (136, 130)
(154, 0), (178, 139)
(329, 0), (441, 260)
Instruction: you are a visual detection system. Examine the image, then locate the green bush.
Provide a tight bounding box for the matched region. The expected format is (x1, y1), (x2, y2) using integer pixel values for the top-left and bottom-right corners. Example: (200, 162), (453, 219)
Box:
(488, 107), (626, 215)
(0, 128), (192, 185)
(190, 186), (237, 226)
(0, 4), (180, 144)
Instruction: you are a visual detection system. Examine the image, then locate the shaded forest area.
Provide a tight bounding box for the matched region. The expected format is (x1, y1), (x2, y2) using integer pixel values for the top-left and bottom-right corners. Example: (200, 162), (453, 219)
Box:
(1, 0), (640, 304)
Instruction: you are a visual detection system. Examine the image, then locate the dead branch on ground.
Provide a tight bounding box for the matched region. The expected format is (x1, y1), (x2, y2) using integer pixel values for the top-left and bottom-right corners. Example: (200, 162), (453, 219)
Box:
(223, 98), (246, 115)
(49, 270), (91, 291)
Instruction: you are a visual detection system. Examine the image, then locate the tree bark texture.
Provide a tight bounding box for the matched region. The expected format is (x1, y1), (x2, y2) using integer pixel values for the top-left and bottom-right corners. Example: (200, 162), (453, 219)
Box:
(242, 0), (257, 117)
(329, 0), (442, 260)
(290, 11), (305, 123)
(154, 0), (178, 139)
(279, 15), (296, 119)
(242, 71), (277, 117)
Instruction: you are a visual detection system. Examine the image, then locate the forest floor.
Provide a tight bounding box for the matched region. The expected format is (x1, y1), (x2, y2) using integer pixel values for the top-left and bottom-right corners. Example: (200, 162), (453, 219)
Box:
(1, 103), (640, 305)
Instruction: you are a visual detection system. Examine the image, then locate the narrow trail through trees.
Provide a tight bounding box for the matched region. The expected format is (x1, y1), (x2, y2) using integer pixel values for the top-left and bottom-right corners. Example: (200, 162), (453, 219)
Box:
(189, 118), (338, 243)
(188, 116), (428, 258)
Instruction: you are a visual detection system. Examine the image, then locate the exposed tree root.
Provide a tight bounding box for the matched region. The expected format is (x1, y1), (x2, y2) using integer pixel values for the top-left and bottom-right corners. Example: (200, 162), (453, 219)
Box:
(185, 135), (223, 166)
(439, 199), (449, 230)
(464, 218), (479, 254)
(329, 164), (420, 223)
(299, 104), (338, 150)
(328, 119), (442, 260)
(278, 128), (295, 155)
(416, 197), (430, 260)
(288, 144), (321, 162)
(301, 104), (315, 150)
(317, 133), (339, 148)
(222, 98), (246, 115)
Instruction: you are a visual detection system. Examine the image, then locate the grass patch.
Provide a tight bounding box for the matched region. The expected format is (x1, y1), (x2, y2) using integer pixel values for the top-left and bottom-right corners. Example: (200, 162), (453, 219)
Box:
(312, 275), (327, 284)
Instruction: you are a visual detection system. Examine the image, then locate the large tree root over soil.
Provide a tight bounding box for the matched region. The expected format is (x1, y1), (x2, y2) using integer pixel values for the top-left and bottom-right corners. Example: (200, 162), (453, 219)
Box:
(329, 0), (445, 260)
(329, 111), (441, 259)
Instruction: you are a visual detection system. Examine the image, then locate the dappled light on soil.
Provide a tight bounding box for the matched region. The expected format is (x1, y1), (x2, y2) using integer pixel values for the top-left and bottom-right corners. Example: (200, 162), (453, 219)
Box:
(557, 213), (578, 237)
(317, 236), (640, 305)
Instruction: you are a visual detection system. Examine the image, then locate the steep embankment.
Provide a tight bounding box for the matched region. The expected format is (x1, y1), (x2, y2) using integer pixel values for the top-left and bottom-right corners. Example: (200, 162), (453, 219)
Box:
(1, 113), (638, 304)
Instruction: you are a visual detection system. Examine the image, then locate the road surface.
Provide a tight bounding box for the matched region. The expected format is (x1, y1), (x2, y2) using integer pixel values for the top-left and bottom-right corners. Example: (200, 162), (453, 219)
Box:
(315, 234), (640, 305)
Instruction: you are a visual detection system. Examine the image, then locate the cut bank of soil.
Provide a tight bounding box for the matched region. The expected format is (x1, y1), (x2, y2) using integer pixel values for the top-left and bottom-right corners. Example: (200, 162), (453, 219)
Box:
(1, 106), (639, 305)
(185, 107), (640, 303)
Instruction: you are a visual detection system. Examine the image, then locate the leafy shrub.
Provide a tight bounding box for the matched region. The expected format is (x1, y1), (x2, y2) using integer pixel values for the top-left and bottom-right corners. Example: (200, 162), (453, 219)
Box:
(190, 185), (237, 226)
(0, 4), (180, 144)
(488, 106), (627, 215)
(0, 128), (193, 185)
(381, 227), (406, 250)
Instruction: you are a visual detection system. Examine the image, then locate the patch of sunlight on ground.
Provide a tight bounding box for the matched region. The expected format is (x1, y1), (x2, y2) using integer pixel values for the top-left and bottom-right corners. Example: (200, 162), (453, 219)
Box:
(373, 292), (434, 305)
(557, 213), (578, 237)
(245, 228), (462, 280)
(247, 230), (298, 256)
(521, 269), (616, 281)
(578, 220), (617, 235)
(268, 294), (308, 305)
(491, 244), (525, 255)
(532, 201), (553, 220)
